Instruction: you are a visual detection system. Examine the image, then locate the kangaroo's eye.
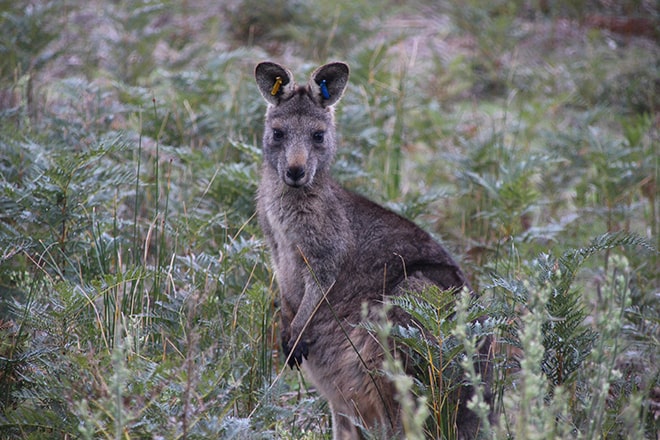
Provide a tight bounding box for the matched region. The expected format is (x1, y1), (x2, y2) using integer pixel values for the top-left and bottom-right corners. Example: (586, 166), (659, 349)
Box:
(272, 129), (284, 141)
(312, 131), (324, 144)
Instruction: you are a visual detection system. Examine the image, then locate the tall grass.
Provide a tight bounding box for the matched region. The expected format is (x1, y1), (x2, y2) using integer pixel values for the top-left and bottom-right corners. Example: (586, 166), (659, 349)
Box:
(1, 0), (658, 438)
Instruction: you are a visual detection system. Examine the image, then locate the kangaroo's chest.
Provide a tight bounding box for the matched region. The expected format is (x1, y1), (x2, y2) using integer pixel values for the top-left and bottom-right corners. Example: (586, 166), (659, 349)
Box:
(264, 189), (342, 246)
(266, 202), (317, 254)
(260, 188), (353, 286)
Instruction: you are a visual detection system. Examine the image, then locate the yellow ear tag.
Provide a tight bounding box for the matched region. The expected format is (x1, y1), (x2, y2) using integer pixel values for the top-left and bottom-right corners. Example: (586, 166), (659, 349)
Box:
(270, 76), (283, 96)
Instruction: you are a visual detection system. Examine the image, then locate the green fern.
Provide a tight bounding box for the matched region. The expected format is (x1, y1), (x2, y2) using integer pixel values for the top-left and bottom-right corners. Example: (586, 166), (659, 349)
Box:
(385, 287), (497, 439)
(490, 231), (657, 438)
(534, 252), (598, 387)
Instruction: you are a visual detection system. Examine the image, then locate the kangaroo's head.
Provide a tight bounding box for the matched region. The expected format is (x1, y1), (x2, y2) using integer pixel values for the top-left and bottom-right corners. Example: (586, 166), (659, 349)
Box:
(255, 61), (349, 188)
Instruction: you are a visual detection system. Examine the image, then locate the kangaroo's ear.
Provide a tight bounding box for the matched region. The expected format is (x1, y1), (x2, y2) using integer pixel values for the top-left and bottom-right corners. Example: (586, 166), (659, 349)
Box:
(255, 61), (295, 105)
(309, 62), (349, 107)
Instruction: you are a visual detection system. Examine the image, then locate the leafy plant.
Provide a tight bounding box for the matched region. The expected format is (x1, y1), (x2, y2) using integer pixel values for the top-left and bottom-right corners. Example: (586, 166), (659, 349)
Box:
(1, 0), (658, 438)
(490, 232), (657, 438)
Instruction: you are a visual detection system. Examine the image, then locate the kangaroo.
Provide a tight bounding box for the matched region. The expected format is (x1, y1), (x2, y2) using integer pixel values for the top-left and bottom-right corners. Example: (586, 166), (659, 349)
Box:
(254, 61), (492, 439)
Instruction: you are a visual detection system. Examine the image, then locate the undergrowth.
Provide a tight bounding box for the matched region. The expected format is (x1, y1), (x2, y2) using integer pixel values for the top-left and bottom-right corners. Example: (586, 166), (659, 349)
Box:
(1, 0), (658, 438)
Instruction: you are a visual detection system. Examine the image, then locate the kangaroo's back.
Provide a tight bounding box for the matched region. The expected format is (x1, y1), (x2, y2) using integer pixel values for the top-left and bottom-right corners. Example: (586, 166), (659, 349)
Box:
(254, 61), (492, 439)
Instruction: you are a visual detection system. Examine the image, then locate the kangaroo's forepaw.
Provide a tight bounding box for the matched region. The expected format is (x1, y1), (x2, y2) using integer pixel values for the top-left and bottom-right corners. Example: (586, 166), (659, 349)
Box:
(287, 339), (309, 369)
(281, 330), (291, 357)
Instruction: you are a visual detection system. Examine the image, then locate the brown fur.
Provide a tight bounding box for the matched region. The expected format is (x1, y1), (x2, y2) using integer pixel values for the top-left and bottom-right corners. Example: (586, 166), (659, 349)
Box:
(254, 61), (492, 439)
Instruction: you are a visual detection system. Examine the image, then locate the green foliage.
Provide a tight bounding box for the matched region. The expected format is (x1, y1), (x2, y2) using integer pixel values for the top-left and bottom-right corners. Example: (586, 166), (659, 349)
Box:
(0, 0), (658, 438)
(0, 1), (58, 76)
(489, 232), (658, 438)
(385, 229), (656, 438)
(385, 287), (496, 439)
(0, 0), (59, 125)
(225, 0), (391, 60)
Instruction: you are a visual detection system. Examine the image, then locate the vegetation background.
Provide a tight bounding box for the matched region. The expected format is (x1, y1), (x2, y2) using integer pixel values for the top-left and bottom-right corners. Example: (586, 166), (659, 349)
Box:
(0, 0), (658, 438)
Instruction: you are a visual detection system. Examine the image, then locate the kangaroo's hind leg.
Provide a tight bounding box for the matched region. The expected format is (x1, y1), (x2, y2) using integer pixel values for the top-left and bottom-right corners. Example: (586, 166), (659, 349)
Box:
(333, 326), (403, 439)
(329, 404), (362, 440)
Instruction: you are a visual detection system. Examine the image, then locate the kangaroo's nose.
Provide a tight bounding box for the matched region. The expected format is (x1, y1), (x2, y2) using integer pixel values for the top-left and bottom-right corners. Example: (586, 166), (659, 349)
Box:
(286, 166), (305, 182)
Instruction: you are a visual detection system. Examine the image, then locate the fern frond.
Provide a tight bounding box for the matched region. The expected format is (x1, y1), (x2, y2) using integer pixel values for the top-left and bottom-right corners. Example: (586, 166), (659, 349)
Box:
(558, 231), (656, 292)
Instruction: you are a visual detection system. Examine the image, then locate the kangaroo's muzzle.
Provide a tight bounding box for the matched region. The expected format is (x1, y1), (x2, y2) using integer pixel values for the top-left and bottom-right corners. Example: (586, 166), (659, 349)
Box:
(285, 166), (306, 187)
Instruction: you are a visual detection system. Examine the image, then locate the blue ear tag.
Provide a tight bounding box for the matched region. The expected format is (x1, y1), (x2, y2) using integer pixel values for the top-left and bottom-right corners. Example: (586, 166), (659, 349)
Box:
(320, 79), (330, 99)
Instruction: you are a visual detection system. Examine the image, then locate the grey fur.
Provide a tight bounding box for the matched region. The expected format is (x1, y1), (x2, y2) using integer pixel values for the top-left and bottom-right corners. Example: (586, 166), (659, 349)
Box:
(254, 61), (492, 439)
